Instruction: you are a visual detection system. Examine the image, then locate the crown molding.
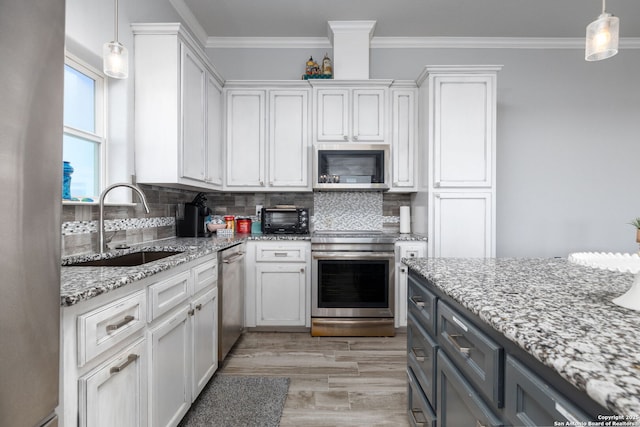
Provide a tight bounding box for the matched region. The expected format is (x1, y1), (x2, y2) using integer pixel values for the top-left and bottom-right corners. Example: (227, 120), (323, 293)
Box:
(169, 0), (208, 46)
(205, 35), (640, 50)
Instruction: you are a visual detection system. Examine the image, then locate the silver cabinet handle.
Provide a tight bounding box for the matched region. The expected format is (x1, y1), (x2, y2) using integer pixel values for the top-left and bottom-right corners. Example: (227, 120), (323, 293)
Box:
(106, 315), (134, 332)
(449, 333), (472, 356)
(411, 347), (427, 362)
(110, 354), (138, 375)
(353, 135), (358, 141)
(274, 252), (288, 257)
(343, 135), (348, 140)
(410, 296), (425, 308)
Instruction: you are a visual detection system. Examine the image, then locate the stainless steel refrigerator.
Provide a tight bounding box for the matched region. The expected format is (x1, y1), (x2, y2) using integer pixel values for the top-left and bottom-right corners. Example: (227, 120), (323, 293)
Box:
(0, 0), (65, 425)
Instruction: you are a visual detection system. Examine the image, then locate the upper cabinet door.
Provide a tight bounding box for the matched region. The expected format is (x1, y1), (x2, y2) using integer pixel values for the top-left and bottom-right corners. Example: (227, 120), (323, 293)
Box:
(352, 88), (385, 142)
(225, 90), (266, 188)
(181, 45), (207, 182)
(315, 88), (349, 142)
(432, 75), (495, 188)
(268, 90), (309, 188)
(391, 89), (416, 189)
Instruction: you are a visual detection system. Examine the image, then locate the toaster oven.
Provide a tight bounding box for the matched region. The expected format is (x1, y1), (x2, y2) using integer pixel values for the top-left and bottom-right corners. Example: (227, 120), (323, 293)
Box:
(261, 207), (309, 234)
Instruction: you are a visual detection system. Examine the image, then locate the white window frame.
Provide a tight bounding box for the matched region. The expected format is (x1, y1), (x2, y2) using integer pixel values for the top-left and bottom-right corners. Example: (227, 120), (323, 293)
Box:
(63, 52), (107, 200)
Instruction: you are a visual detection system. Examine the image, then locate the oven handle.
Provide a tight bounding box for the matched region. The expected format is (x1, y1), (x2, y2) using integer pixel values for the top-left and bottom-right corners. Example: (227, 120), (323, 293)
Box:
(312, 251), (394, 260)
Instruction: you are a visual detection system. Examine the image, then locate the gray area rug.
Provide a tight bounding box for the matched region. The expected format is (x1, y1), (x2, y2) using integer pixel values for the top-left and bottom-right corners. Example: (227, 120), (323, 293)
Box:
(179, 375), (290, 427)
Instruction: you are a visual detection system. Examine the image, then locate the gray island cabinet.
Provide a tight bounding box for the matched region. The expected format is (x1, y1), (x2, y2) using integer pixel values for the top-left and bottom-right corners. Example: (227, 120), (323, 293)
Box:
(403, 258), (640, 427)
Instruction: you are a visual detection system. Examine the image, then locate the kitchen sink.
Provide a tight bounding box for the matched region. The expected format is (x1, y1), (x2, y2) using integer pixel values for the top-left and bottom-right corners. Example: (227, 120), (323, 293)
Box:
(65, 251), (183, 267)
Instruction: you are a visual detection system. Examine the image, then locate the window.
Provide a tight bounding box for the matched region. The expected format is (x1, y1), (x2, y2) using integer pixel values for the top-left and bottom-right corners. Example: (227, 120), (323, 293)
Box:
(63, 55), (105, 200)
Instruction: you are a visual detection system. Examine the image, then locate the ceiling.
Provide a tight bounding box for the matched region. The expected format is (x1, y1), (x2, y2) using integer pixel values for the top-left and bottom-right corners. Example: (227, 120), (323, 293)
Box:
(178, 0), (640, 41)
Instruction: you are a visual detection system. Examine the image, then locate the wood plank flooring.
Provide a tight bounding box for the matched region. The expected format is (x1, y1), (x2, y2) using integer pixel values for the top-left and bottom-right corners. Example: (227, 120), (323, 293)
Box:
(217, 331), (410, 427)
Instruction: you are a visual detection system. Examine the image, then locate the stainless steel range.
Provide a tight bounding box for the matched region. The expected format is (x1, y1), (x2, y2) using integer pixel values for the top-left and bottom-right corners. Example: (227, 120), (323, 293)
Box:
(311, 231), (395, 337)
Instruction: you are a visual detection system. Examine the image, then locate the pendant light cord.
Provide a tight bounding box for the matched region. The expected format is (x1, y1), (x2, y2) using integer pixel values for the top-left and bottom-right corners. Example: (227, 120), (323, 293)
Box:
(602, 0), (606, 14)
(114, 0), (119, 42)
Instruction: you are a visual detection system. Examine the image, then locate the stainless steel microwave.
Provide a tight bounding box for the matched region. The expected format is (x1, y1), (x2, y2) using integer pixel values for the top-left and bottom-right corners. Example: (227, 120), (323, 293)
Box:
(313, 144), (390, 191)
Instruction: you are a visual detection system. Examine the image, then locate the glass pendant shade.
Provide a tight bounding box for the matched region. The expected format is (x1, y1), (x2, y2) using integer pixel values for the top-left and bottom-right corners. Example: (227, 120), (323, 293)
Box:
(585, 12), (619, 61)
(103, 41), (128, 79)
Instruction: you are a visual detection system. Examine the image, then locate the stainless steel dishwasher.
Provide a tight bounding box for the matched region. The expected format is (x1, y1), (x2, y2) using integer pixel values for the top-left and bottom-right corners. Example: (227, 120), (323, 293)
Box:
(218, 242), (246, 361)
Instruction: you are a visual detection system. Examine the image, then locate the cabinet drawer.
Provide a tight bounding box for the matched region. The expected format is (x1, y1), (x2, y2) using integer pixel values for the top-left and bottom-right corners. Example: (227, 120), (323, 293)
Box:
(148, 270), (191, 322)
(408, 274), (437, 336)
(255, 242), (308, 262)
(437, 300), (503, 407)
(505, 356), (591, 426)
(436, 351), (504, 427)
(408, 367), (437, 427)
(77, 290), (146, 366)
(408, 311), (438, 408)
(192, 258), (217, 295)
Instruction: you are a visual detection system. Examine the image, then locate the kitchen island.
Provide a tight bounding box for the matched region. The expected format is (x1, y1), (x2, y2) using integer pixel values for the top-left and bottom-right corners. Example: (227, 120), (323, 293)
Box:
(403, 257), (640, 421)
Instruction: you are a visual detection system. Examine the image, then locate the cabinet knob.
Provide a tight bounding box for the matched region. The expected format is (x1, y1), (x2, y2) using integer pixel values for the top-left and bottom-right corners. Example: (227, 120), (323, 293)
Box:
(260, 181), (265, 186)
(188, 309), (195, 316)
(434, 181), (441, 188)
(300, 267), (305, 273)
(195, 304), (203, 311)
(352, 135), (358, 141)
(343, 135), (348, 141)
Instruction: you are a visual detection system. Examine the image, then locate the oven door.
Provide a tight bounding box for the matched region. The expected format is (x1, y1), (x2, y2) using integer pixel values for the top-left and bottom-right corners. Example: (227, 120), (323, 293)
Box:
(312, 251), (395, 318)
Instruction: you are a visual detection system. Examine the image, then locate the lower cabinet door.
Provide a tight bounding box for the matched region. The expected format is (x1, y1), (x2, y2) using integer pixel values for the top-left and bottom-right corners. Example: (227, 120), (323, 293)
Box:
(191, 287), (218, 399)
(408, 367), (437, 427)
(256, 263), (306, 326)
(436, 351), (504, 427)
(78, 338), (147, 427)
(149, 304), (192, 427)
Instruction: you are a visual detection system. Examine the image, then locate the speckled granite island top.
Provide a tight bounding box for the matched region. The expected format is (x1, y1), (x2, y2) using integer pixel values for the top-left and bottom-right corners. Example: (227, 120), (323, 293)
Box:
(61, 234), (311, 307)
(403, 257), (640, 418)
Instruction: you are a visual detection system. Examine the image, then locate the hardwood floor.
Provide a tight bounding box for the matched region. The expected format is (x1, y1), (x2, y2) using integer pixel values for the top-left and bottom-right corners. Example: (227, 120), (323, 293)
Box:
(217, 331), (410, 427)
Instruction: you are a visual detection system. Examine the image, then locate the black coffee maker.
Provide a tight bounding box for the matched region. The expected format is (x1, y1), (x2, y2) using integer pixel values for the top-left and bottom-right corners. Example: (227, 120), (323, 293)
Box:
(176, 193), (211, 237)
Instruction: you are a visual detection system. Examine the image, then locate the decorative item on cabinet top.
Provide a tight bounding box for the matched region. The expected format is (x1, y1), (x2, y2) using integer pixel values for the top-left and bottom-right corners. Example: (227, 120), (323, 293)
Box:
(303, 54), (333, 80)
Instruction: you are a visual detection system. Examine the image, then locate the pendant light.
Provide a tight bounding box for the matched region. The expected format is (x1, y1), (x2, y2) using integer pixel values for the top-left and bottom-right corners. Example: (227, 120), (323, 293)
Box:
(585, 0), (619, 61)
(103, 0), (128, 78)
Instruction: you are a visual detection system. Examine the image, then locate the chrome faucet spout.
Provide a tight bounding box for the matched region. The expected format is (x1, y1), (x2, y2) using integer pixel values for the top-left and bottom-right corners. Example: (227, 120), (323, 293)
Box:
(98, 183), (150, 253)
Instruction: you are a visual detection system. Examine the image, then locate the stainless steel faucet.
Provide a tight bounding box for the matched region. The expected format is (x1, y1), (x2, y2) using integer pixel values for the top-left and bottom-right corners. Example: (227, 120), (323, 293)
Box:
(98, 183), (150, 253)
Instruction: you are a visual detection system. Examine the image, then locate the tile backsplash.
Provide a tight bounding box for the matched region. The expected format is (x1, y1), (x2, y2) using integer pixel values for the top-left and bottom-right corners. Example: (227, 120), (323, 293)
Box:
(61, 184), (411, 256)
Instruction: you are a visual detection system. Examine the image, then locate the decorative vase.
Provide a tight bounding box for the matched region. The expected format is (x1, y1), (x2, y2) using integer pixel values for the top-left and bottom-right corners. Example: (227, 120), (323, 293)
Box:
(62, 161), (73, 200)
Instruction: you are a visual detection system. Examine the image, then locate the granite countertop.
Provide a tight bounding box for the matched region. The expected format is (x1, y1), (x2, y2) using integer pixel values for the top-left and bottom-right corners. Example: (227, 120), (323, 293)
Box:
(403, 257), (640, 418)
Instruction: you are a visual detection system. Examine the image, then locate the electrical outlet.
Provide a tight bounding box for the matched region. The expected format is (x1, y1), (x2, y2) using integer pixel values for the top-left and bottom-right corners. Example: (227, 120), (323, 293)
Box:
(256, 205), (263, 217)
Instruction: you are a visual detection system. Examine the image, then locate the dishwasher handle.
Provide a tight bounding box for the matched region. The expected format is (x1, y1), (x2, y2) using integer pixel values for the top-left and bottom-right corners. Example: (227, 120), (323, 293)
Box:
(223, 252), (245, 264)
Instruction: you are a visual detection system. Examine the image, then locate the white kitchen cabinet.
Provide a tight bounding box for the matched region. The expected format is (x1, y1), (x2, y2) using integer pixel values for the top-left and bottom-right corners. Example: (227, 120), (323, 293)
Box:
(148, 257), (219, 427)
(414, 66), (501, 258)
(225, 83), (310, 191)
(244, 241), (311, 328)
(133, 23), (224, 191)
(432, 191), (494, 258)
(78, 338), (147, 427)
(395, 241), (427, 328)
(148, 304), (191, 427)
(191, 287), (218, 398)
(311, 80), (392, 143)
(390, 83), (418, 191)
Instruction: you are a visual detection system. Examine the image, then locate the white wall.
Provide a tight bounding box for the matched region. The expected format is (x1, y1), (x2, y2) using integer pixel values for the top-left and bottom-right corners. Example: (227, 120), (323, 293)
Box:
(210, 46), (640, 257)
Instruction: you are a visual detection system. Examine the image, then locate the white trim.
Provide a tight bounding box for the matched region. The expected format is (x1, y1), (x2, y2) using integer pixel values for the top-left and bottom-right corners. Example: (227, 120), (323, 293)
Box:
(168, 0), (208, 46)
(205, 35), (640, 49)
(206, 36), (331, 49)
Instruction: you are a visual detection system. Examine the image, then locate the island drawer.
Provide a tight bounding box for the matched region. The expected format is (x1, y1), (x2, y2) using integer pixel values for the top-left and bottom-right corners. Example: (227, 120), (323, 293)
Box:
(77, 289), (147, 366)
(408, 311), (438, 408)
(148, 270), (191, 322)
(505, 356), (591, 426)
(407, 367), (437, 427)
(437, 300), (503, 407)
(408, 274), (437, 336)
(436, 351), (504, 427)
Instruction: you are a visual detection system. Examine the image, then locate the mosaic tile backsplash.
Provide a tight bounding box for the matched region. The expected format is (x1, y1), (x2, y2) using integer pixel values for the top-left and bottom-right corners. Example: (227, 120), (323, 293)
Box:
(61, 184), (411, 255)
